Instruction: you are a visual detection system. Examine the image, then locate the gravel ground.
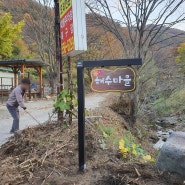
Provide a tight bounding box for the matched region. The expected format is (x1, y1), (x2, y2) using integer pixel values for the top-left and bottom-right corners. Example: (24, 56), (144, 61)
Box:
(0, 93), (110, 145)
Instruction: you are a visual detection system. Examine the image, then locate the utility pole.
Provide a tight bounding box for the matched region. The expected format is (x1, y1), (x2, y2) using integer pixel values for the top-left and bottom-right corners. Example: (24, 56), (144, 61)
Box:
(54, 0), (63, 121)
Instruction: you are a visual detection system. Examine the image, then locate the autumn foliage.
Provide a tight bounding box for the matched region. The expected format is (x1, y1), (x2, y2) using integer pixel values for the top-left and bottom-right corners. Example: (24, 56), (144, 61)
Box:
(0, 13), (24, 59)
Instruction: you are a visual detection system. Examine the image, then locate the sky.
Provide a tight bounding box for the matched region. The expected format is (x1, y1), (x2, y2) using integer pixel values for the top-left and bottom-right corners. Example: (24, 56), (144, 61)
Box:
(38, 0), (185, 31)
(100, 0), (185, 31)
(176, 22), (185, 31)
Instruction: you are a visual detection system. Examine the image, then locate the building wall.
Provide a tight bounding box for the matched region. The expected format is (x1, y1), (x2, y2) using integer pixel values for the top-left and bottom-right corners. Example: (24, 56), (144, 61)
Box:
(0, 71), (14, 90)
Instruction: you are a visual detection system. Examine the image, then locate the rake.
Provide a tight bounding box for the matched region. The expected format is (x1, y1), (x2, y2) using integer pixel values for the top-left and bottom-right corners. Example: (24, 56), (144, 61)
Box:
(27, 112), (42, 125)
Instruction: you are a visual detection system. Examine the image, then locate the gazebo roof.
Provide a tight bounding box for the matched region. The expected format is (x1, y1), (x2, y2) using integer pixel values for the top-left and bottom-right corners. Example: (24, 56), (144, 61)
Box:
(0, 59), (47, 68)
(0, 59), (45, 96)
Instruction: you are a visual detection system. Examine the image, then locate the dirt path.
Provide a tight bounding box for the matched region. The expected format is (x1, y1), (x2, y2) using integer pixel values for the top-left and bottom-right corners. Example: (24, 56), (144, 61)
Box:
(0, 93), (110, 146)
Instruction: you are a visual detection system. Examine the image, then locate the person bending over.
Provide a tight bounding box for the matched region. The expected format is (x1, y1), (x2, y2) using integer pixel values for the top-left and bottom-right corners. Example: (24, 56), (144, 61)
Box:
(6, 78), (30, 134)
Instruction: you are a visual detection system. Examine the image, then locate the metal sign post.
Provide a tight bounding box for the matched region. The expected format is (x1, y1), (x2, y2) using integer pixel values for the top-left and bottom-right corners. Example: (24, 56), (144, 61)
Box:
(77, 58), (142, 171)
(77, 61), (86, 171)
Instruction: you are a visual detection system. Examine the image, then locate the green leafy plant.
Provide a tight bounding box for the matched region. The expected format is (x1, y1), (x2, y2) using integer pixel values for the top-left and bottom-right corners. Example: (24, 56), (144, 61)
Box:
(98, 125), (116, 139)
(54, 89), (77, 113)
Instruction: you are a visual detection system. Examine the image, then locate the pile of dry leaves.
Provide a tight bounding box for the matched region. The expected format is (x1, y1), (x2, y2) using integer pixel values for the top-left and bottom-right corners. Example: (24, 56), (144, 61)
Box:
(0, 113), (184, 184)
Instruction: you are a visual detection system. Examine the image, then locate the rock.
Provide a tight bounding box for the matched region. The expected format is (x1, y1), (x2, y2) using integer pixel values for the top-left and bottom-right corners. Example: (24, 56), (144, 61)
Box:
(150, 135), (159, 143)
(156, 125), (163, 130)
(157, 130), (163, 136)
(161, 117), (167, 123)
(156, 132), (185, 176)
(155, 118), (161, 124)
(156, 130), (174, 139)
(168, 129), (174, 134)
(168, 117), (176, 125)
(46, 95), (51, 100)
(154, 139), (165, 149)
(155, 117), (177, 127)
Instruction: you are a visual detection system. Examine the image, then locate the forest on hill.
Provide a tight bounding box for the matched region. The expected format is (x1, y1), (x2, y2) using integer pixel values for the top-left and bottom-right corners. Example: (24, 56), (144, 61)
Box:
(0, 0), (185, 135)
(0, 0), (185, 132)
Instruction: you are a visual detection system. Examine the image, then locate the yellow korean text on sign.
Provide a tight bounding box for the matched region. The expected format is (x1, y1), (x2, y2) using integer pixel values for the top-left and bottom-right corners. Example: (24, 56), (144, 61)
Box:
(59, 0), (72, 17)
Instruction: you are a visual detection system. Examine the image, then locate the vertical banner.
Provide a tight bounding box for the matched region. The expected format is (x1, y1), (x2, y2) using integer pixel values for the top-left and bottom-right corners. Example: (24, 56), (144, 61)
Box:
(59, 0), (87, 56)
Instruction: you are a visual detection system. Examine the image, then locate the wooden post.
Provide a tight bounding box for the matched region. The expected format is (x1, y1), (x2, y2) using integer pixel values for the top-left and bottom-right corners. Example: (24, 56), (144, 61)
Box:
(0, 77), (2, 90)
(11, 77), (13, 90)
(39, 66), (43, 97)
(28, 72), (31, 101)
(0, 77), (2, 103)
(54, 0), (63, 122)
(0, 77), (3, 104)
(13, 67), (18, 87)
(21, 65), (25, 79)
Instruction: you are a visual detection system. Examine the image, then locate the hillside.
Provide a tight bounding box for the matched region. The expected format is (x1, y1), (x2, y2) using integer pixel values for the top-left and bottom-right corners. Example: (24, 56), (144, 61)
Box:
(0, 0), (185, 116)
(0, 1), (184, 61)
(147, 24), (185, 46)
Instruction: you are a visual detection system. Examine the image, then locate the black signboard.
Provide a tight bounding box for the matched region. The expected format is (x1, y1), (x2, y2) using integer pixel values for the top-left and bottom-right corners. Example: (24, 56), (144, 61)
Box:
(91, 67), (136, 92)
(77, 59), (142, 171)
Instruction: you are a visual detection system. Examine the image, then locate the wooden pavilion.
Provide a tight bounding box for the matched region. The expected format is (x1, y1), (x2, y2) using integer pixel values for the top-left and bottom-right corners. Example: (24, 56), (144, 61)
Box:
(0, 59), (46, 97)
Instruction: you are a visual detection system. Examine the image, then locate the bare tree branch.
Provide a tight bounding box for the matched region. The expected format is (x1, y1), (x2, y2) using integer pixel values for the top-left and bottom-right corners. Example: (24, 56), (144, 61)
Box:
(86, 0), (185, 61)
